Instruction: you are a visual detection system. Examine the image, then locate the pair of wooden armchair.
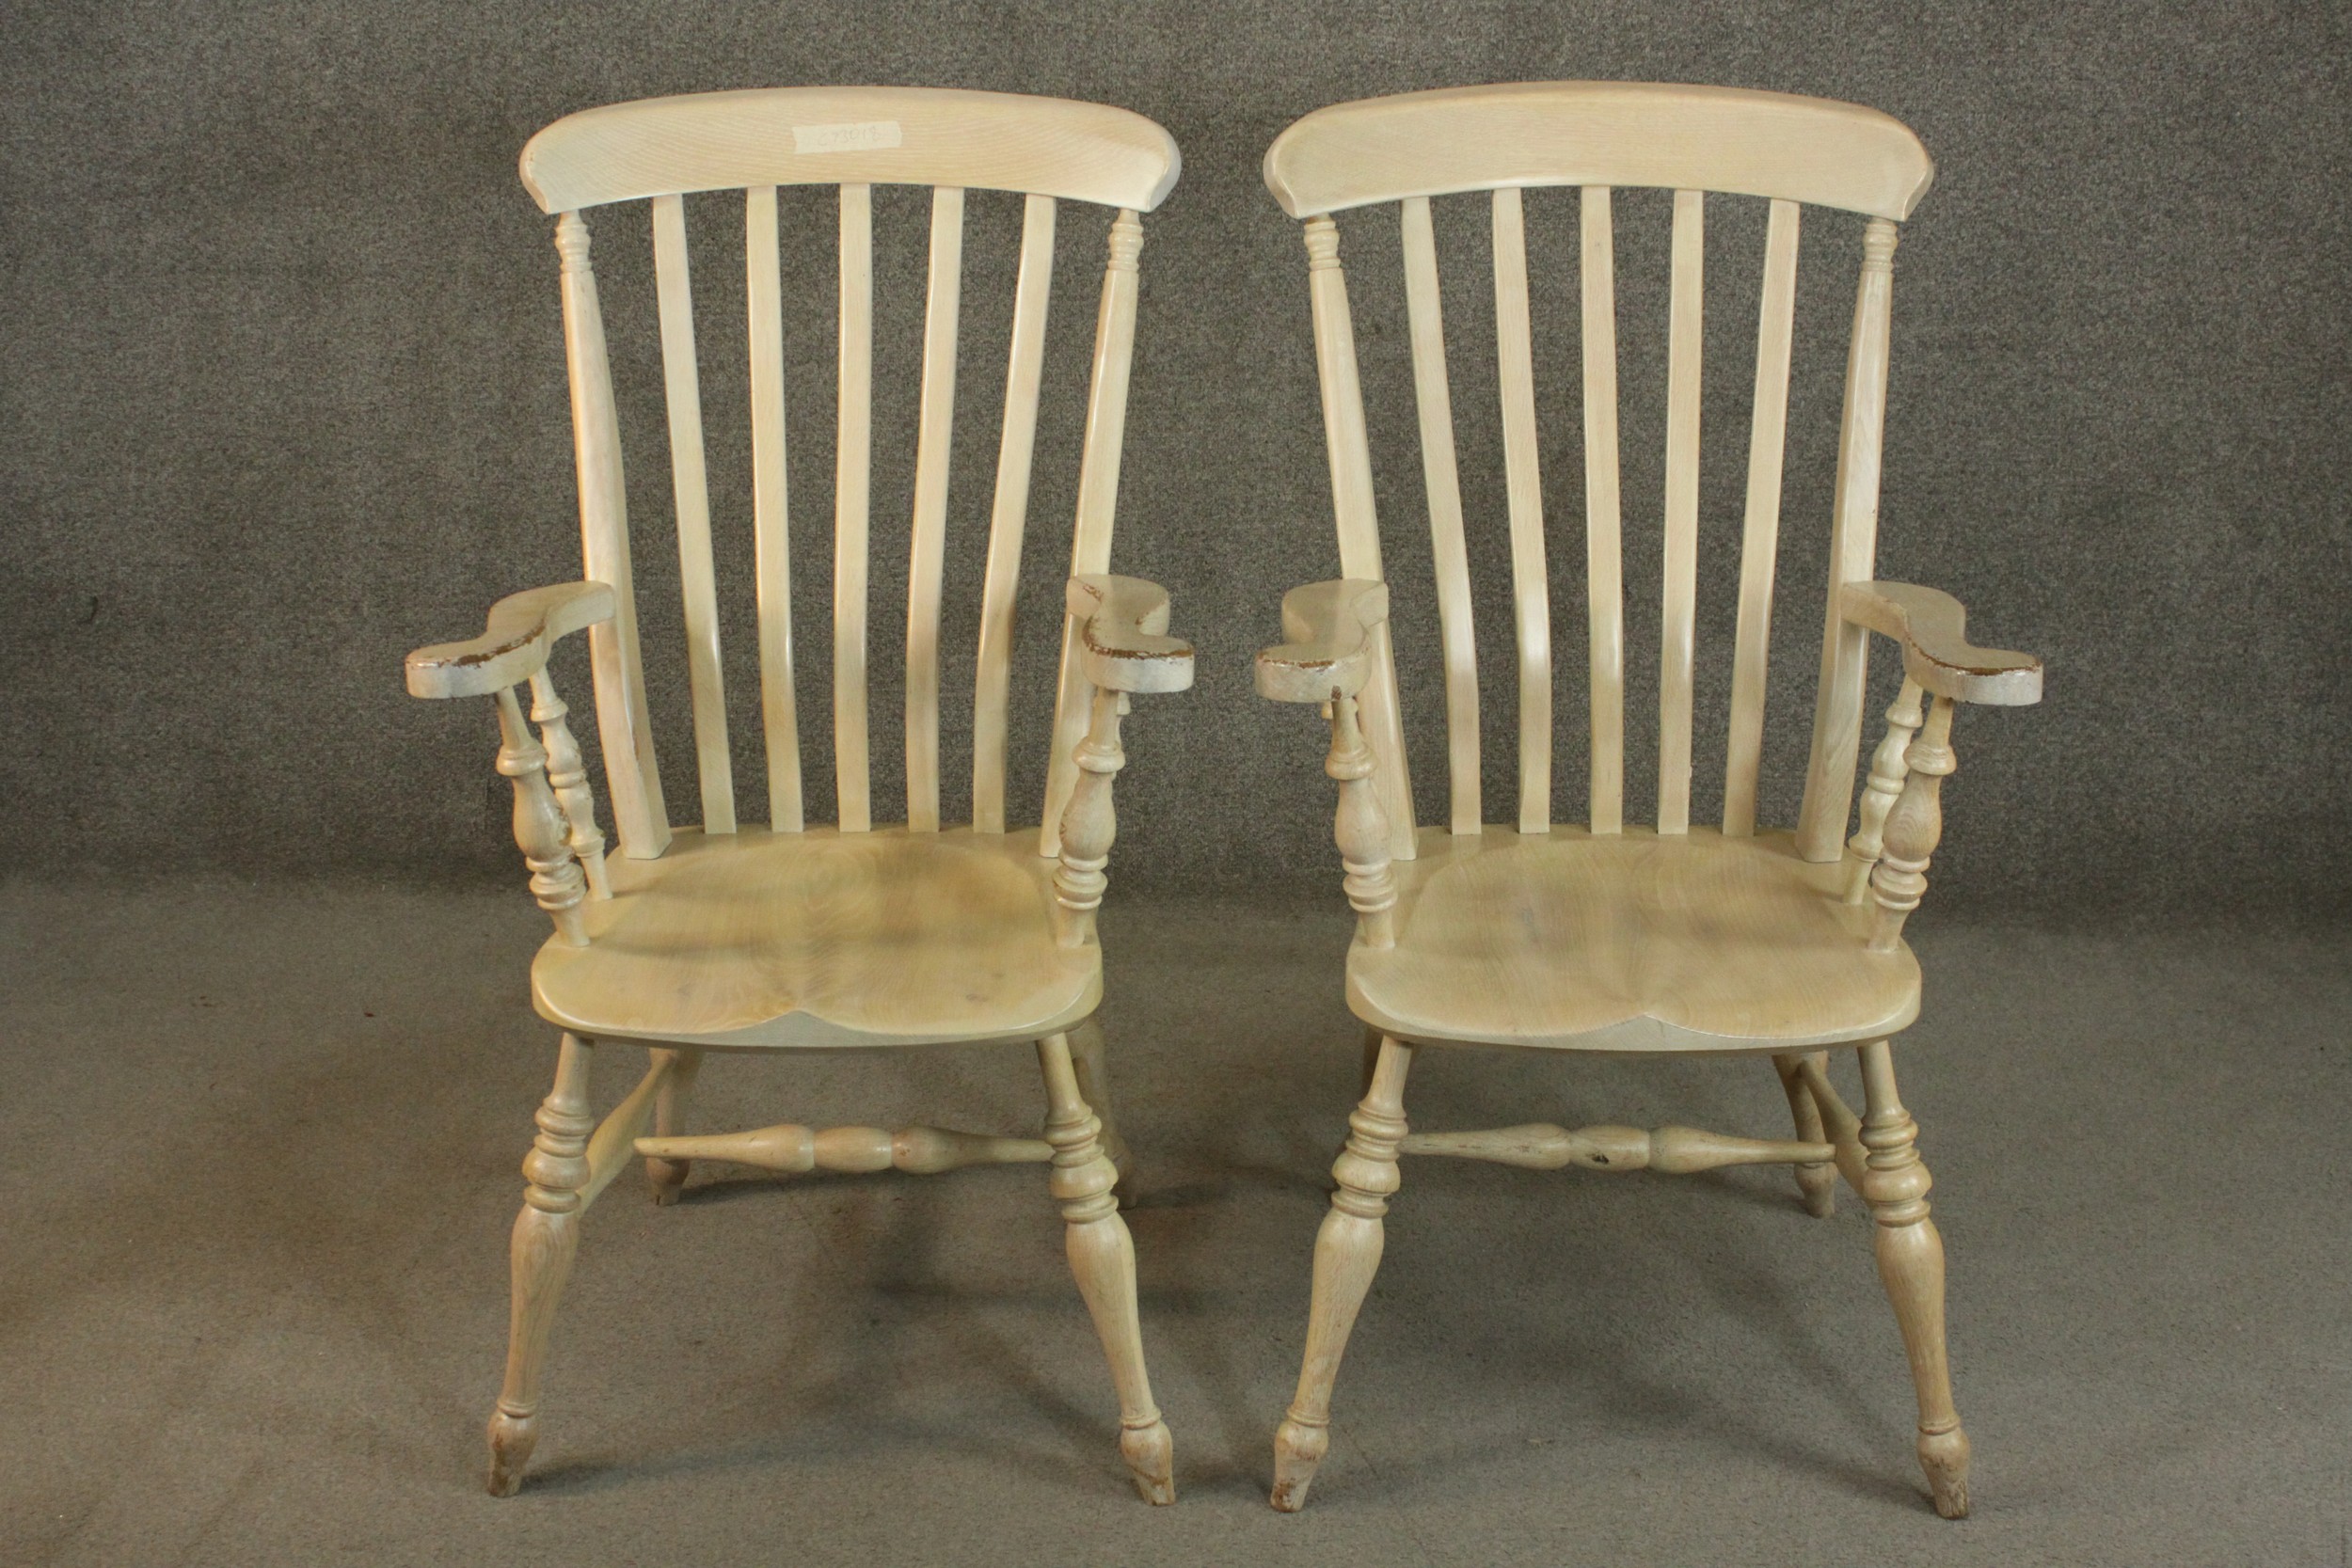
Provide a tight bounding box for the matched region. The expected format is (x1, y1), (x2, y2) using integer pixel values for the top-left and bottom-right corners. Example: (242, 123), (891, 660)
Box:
(407, 82), (2040, 1518)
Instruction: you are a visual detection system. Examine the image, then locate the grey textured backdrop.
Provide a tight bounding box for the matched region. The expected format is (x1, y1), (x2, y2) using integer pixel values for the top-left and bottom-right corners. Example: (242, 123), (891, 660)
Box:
(3, 1), (2345, 918)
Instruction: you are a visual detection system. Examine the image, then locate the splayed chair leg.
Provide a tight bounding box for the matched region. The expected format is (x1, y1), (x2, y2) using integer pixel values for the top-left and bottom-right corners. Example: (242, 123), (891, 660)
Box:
(487, 1032), (595, 1496)
(1772, 1051), (1836, 1217)
(1856, 1038), (1970, 1518)
(1272, 1033), (1413, 1513)
(644, 1047), (701, 1205)
(1040, 1031), (1174, 1502)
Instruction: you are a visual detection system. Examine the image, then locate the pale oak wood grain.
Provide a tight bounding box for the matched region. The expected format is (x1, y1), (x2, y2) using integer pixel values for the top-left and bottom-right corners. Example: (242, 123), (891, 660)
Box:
(904, 186), (966, 832)
(555, 214), (667, 857)
(414, 87), (1188, 1503)
(1723, 199), (1802, 837)
(1398, 1122), (1834, 1172)
(834, 182), (875, 832)
(974, 195), (1057, 834)
(1491, 187), (1553, 834)
(1658, 188), (1704, 835)
(523, 87), (1179, 214)
(1796, 217), (1899, 861)
(1346, 828), (1917, 1053)
(532, 828), (1100, 1048)
(1259, 83), (2028, 1519)
(1580, 185), (1626, 836)
(1398, 197), (1481, 834)
(652, 193), (737, 835)
(1262, 81), (1932, 221)
(746, 185), (803, 832)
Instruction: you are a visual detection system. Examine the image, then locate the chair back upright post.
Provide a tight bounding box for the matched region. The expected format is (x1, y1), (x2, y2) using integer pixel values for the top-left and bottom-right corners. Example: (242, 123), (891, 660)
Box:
(1261, 83), (1935, 852)
(517, 88), (1182, 854)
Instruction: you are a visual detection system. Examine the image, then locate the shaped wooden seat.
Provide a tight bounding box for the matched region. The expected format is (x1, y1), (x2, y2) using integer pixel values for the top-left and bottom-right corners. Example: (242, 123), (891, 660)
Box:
(1349, 828), (1917, 1053)
(532, 827), (1101, 1050)
(1252, 83), (2045, 1520)
(405, 87), (1190, 1505)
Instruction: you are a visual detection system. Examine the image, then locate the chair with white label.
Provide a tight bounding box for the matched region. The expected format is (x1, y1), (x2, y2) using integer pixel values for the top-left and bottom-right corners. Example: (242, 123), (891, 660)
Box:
(1253, 83), (2042, 1517)
(405, 87), (1190, 1501)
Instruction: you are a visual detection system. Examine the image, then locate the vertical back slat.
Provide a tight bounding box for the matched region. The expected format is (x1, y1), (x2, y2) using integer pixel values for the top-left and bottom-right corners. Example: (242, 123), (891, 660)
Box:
(1490, 188), (1551, 835)
(1723, 198), (1802, 837)
(904, 186), (965, 832)
(834, 183), (875, 832)
(1658, 189), (1705, 835)
(652, 194), (736, 833)
(1399, 196), (1481, 835)
(1286, 215), (1417, 860)
(1797, 217), (1899, 861)
(555, 211), (669, 858)
(1043, 211), (1145, 855)
(1580, 186), (1625, 835)
(746, 185), (803, 832)
(974, 195), (1057, 834)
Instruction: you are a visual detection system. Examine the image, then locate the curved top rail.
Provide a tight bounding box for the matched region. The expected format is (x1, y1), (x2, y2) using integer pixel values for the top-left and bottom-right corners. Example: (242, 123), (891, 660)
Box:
(522, 86), (1181, 214)
(1263, 82), (1933, 221)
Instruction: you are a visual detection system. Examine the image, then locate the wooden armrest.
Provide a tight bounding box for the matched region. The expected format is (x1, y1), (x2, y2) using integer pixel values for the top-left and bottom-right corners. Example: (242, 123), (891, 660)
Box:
(1254, 578), (1389, 704)
(1839, 581), (2042, 706)
(405, 582), (615, 700)
(1066, 574), (1195, 694)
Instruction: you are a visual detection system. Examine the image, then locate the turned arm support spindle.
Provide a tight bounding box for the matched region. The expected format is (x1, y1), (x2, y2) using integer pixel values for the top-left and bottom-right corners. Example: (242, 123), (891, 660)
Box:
(529, 670), (609, 901)
(1869, 695), (1955, 953)
(1833, 581), (2042, 948)
(1846, 677), (1924, 904)
(1054, 576), (1195, 948)
(406, 581), (616, 945)
(1256, 579), (1397, 949)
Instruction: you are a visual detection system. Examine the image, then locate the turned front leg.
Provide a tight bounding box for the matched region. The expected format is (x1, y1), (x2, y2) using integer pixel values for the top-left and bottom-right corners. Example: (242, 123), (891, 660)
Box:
(1326, 691), (1396, 949)
(1272, 1033), (1413, 1512)
(1772, 1052), (1837, 1217)
(1068, 1017), (1135, 1204)
(487, 1032), (596, 1496)
(1039, 1031), (1173, 1503)
(1055, 688), (1126, 948)
(1856, 1039), (1970, 1518)
(1868, 696), (1956, 952)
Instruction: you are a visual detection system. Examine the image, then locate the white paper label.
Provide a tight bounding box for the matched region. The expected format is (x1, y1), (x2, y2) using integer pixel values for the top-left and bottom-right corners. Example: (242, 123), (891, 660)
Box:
(792, 120), (903, 154)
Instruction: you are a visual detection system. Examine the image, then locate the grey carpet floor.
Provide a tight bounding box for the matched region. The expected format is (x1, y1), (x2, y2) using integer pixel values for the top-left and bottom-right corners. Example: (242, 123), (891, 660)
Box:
(1, 882), (2344, 1567)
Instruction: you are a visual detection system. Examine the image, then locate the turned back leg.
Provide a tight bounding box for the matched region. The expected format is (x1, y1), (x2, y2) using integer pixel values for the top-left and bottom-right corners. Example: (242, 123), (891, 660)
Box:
(1772, 1051), (1836, 1217)
(1066, 1017), (1135, 1204)
(644, 1047), (702, 1205)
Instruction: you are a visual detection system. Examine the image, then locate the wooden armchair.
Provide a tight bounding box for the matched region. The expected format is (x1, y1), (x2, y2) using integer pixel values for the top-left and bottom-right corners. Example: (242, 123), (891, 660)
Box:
(1254, 84), (2042, 1518)
(405, 87), (1190, 1502)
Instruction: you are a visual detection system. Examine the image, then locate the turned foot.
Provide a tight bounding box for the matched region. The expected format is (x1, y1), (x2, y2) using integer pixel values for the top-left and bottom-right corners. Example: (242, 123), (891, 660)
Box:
(1121, 1418), (1176, 1505)
(485, 1407), (537, 1497)
(1920, 1422), (1972, 1518)
(1269, 1416), (1329, 1512)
